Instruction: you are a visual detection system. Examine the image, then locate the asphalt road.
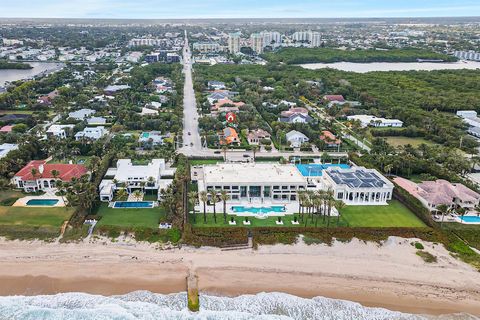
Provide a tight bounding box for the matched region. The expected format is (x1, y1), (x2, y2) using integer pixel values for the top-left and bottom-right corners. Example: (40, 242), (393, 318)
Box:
(179, 35), (203, 155)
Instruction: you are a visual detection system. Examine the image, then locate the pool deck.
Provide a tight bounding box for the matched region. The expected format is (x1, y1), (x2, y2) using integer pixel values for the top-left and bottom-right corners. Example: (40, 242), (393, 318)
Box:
(454, 213), (480, 225)
(195, 199), (300, 217)
(12, 195), (66, 207)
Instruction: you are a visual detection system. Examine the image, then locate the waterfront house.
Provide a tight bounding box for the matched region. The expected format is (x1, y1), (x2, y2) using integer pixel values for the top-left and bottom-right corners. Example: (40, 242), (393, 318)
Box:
(99, 159), (175, 202)
(248, 129), (271, 145)
(347, 115), (403, 128)
(46, 124), (75, 139)
(322, 167), (394, 205)
(12, 160), (88, 192)
(69, 108), (96, 121)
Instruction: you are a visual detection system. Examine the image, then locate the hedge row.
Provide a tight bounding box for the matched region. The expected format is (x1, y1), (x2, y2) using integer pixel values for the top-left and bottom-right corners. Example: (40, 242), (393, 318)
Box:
(392, 182), (437, 228)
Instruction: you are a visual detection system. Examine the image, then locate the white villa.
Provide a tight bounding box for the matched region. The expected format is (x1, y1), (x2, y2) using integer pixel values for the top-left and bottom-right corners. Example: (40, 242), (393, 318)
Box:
(46, 124), (75, 139)
(68, 108), (96, 120)
(286, 130), (309, 148)
(75, 126), (108, 141)
(322, 167), (394, 205)
(99, 159), (175, 202)
(194, 163), (307, 202)
(347, 115), (403, 128)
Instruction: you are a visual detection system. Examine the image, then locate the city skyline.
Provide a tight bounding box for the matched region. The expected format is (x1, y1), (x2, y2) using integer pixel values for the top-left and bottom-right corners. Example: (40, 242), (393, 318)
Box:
(1, 0), (480, 19)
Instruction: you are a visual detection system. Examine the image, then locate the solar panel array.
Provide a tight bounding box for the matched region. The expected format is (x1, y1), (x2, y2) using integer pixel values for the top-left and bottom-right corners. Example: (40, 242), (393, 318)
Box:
(327, 169), (386, 188)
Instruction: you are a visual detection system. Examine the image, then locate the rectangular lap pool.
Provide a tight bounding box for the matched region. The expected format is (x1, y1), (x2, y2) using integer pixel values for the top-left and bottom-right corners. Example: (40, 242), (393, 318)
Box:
(296, 164), (350, 177)
(26, 199), (59, 206)
(113, 201), (155, 209)
(232, 206), (286, 215)
(459, 216), (480, 224)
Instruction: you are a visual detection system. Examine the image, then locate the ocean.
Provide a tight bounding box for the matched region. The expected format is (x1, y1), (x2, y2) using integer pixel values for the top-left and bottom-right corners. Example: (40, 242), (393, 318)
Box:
(0, 291), (476, 320)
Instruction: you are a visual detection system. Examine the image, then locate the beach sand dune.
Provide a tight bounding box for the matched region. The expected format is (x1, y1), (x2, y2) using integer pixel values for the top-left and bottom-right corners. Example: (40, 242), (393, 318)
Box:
(0, 236), (478, 316)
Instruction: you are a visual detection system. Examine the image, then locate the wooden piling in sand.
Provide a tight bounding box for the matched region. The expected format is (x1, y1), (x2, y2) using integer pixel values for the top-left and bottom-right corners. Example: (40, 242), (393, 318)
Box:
(187, 273), (199, 312)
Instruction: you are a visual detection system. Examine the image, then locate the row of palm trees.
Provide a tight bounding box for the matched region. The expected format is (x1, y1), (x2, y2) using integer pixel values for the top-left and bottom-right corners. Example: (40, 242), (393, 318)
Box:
(186, 188), (346, 226)
(297, 189), (345, 227)
(188, 190), (230, 224)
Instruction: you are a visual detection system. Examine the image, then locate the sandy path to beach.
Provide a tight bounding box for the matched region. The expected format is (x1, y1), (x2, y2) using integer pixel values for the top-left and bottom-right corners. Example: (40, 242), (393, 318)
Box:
(0, 236), (478, 316)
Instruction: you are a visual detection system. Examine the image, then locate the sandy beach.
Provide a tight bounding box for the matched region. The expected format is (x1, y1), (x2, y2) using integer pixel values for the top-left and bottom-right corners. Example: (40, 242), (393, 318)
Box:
(0, 236), (479, 316)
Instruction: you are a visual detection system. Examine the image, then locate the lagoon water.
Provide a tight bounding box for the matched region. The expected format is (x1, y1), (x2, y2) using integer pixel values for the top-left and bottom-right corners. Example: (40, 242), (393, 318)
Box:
(299, 61), (480, 73)
(0, 291), (474, 320)
(0, 62), (64, 86)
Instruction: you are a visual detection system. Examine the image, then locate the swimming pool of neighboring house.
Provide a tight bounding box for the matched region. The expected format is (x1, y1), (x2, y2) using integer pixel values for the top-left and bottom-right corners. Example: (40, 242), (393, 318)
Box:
(112, 201), (155, 209)
(458, 216), (480, 224)
(26, 199), (59, 206)
(141, 132), (150, 139)
(231, 205), (286, 215)
(296, 164), (351, 177)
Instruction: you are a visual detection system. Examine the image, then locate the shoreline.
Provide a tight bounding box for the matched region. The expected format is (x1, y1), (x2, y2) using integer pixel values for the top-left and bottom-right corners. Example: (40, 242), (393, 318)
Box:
(0, 237), (479, 316)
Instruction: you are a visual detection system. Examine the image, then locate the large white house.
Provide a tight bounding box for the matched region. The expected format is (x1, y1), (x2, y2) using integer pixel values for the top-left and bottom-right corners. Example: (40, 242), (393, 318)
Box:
(286, 130), (309, 148)
(46, 124), (75, 139)
(99, 159), (175, 202)
(322, 167), (394, 205)
(75, 126), (108, 141)
(347, 115), (403, 128)
(195, 163), (307, 202)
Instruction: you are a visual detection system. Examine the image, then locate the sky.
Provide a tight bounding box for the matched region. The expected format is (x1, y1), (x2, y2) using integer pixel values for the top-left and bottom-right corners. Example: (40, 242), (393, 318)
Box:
(1, 0), (480, 19)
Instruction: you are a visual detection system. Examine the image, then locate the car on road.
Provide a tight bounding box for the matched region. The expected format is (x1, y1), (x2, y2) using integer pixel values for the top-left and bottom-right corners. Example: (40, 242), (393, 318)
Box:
(184, 144), (188, 147)
(214, 151), (221, 154)
(243, 154), (250, 158)
(190, 143), (193, 146)
(188, 132), (191, 135)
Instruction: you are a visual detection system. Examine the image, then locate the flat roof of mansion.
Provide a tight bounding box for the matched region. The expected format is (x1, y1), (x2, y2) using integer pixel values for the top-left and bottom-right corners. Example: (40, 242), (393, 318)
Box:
(203, 163), (306, 185)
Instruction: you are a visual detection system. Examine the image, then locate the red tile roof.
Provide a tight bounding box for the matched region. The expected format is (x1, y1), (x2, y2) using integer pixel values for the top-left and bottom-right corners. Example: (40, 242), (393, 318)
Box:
(14, 160), (88, 181)
(324, 95), (345, 102)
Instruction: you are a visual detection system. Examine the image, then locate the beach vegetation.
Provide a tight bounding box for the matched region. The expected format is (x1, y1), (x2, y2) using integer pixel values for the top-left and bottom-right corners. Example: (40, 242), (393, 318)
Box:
(414, 242), (424, 250)
(416, 251), (438, 263)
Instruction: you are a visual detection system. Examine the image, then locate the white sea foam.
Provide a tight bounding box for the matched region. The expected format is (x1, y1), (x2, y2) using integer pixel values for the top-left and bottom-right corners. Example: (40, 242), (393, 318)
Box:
(0, 291), (475, 320)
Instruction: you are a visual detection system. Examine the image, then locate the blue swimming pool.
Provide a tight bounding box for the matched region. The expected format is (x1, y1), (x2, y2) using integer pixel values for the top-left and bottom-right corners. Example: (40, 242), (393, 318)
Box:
(459, 216), (480, 223)
(113, 201), (155, 208)
(26, 199), (59, 206)
(296, 164), (350, 177)
(231, 206), (286, 214)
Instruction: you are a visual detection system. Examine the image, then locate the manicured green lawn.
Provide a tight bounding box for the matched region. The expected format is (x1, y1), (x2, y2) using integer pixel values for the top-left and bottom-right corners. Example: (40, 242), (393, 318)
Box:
(94, 203), (166, 228)
(190, 211), (344, 228)
(0, 206), (74, 227)
(189, 159), (224, 166)
(190, 200), (425, 228)
(339, 200), (426, 227)
(384, 136), (435, 148)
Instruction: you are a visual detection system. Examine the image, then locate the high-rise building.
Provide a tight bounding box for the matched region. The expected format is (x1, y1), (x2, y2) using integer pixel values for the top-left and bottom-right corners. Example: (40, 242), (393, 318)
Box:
(260, 31), (282, 48)
(291, 30), (322, 47)
(250, 33), (264, 54)
(228, 32), (241, 54)
(310, 32), (322, 48)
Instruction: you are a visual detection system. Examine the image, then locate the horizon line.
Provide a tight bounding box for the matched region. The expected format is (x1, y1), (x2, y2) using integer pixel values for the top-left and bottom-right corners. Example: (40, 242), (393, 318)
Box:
(1, 16), (480, 20)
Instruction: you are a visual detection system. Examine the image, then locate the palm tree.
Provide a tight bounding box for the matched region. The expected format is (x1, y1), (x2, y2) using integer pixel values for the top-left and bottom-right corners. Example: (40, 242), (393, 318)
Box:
(335, 200), (346, 225)
(252, 145), (259, 162)
(209, 190), (218, 224)
(30, 168), (38, 179)
(132, 190), (143, 200)
(147, 176), (155, 195)
(436, 204), (449, 228)
(116, 188), (128, 201)
(199, 191), (208, 223)
(51, 169), (60, 187)
(324, 188), (334, 223)
(188, 191), (198, 223)
(313, 194), (322, 227)
(222, 145), (228, 161)
(219, 190), (230, 223)
(298, 191), (306, 222)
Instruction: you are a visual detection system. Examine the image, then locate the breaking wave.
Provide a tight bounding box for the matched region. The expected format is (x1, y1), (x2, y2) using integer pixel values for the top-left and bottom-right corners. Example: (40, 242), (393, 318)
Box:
(0, 291), (475, 320)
